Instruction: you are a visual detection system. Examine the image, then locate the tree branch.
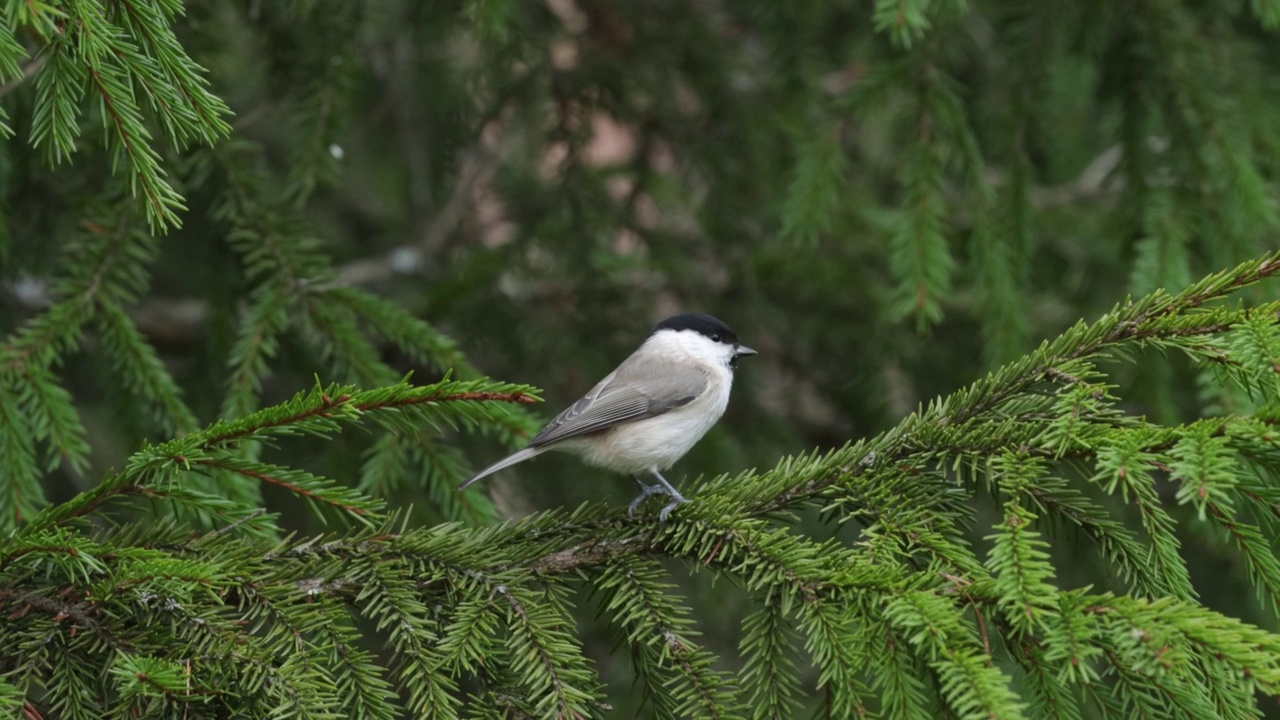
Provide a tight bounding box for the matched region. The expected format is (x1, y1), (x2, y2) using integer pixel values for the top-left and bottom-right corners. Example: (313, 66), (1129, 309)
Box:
(515, 253), (1280, 576)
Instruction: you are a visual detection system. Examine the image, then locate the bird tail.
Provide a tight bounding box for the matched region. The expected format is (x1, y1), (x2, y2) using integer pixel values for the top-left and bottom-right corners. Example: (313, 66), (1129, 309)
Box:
(456, 447), (546, 490)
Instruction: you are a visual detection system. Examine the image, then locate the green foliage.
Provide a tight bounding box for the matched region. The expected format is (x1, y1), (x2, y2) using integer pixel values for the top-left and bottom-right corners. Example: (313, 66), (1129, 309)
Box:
(13, 0), (232, 229)
(600, 556), (740, 717)
(780, 120), (849, 248)
(5, 256), (1280, 715)
(986, 455), (1058, 637)
(5, 0), (1280, 717)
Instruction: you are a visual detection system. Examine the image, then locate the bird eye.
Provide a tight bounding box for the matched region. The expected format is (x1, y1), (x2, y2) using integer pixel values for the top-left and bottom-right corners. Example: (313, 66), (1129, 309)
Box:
(709, 333), (721, 342)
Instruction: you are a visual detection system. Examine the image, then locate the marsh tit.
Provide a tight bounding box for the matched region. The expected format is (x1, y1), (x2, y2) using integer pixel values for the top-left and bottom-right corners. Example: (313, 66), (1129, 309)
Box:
(457, 313), (756, 520)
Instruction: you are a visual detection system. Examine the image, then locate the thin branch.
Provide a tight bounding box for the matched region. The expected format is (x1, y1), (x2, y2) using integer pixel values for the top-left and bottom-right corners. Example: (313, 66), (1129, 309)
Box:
(200, 508), (268, 540)
(196, 459), (370, 516)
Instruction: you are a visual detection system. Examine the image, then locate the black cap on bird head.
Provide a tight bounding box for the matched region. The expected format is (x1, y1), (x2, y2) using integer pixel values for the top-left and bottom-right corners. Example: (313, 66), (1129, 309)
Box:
(652, 312), (740, 345)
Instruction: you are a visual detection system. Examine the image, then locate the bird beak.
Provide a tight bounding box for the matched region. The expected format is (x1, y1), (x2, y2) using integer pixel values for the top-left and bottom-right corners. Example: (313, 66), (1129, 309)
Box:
(735, 345), (758, 357)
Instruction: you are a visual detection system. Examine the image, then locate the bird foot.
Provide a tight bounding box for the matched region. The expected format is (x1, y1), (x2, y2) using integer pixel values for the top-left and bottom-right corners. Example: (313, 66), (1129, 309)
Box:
(658, 495), (689, 522)
(627, 480), (688, 521)
(627, 481), (663, 518)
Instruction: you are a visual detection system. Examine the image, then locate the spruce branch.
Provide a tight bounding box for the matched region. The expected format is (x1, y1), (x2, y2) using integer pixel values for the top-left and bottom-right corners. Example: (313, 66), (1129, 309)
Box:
(193, 458), (382, 521)
(886, 54), (956, 329)
(13, 0), (232, 228)
(496, 584), (597, 719)
(599, 557), (739, 718)
(751, 251), (1280, 513)
(6, 249), (1280, 716)
(796, 597), (876, 719)
(739, 589), (802, 719)
(872, 622), (934, 720)
(0, 372), (42, 526)
(486, 256), (1280, 637)
(21, 378), (538, 532)
(347, 556), (461, 718)
(94, 301), (199, 436)
(110, 0), (233, 145)
(779, 118), (849, 247)
(85, 54), (185, 230)
(8, 3), (1280, 717)
(2, 218), (158, 372)
(220, 284), (291, 420)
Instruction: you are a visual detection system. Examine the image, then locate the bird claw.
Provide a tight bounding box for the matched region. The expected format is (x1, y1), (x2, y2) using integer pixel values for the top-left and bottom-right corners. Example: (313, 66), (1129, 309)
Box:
(658, 495), (689, 522)
(627, 481), (661, 518)
(627, 479), (688, 521)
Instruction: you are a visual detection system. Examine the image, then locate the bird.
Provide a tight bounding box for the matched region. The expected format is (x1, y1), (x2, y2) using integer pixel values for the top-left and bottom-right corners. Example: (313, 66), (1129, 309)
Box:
(457, 312), (757, 520)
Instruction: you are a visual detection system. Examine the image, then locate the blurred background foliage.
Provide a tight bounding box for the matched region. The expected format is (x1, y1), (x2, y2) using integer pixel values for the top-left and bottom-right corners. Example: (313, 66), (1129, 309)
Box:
(4, 0), (1280, 715)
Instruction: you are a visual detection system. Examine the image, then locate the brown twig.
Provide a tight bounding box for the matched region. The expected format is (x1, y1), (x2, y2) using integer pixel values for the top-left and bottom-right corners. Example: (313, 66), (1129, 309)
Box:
(198, 459), (369, 515)
(199, 393), (349, 448)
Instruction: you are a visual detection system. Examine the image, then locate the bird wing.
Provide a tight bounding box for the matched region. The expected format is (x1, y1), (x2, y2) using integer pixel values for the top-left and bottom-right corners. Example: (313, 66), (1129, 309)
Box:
(528, 358), (708, 448)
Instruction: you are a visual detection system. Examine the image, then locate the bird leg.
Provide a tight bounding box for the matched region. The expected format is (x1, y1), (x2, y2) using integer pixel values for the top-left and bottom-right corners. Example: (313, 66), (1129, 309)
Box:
(627, 471), (689, 520)
(654, 471), (689, 521)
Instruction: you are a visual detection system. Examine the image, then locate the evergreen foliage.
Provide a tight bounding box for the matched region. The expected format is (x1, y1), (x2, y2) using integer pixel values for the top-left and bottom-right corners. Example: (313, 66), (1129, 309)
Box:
(4, 0), (1280, 718)
(5, 256), (1280, 717)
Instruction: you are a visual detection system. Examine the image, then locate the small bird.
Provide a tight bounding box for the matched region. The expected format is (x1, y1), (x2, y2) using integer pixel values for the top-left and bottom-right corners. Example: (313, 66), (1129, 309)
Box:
(457, 313), (757, 520)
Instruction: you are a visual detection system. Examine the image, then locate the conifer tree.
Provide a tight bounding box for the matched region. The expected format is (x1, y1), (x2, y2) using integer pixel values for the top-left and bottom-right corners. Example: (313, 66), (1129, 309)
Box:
(4, 1), (1280, 718)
